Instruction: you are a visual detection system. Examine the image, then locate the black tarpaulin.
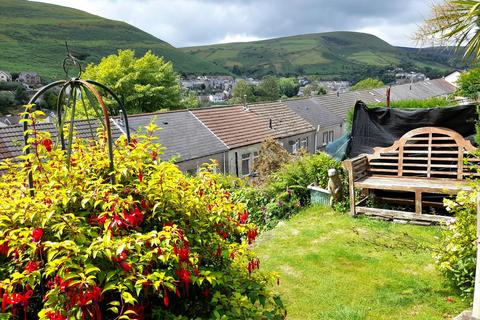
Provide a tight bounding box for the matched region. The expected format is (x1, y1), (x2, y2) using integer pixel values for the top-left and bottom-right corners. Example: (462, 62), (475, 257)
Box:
(348, 101), (478, 158)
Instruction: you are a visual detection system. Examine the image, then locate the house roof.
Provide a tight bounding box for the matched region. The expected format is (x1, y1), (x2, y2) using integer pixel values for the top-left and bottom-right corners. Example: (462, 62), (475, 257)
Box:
(309, 78), (456, 120)
(125, 110), (228, 161)
(248, 101), (315, 138)
(191, 105), (276, 149)
(284, 98), (344, 128)
(0, 119), (123, 162)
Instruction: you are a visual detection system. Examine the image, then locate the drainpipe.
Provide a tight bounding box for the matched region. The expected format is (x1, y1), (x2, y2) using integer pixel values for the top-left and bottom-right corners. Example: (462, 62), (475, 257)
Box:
(235, 151), (239, 177)
(315, 125), (320, 153)
(223, 151), (227, 174)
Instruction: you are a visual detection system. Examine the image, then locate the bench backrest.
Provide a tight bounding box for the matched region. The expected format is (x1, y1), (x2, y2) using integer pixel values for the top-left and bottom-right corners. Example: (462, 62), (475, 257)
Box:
(367, 127), (478, 180)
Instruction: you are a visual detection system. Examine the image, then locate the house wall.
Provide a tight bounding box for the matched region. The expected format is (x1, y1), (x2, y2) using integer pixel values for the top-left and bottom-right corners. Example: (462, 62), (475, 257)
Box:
(315, 123), (343, 151)
(175, 152), (226, 175)
(226, 132), (317, 177)
(278, 131), (316, 154)
(227, 143), (262, 177)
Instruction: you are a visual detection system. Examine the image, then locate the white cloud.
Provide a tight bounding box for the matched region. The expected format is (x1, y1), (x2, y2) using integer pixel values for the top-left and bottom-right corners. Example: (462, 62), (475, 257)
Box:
(29, 0), (433, 48)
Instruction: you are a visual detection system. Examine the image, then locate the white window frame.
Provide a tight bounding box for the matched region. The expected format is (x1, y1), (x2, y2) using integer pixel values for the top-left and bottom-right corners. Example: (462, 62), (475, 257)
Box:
(241, 153), (251, 176)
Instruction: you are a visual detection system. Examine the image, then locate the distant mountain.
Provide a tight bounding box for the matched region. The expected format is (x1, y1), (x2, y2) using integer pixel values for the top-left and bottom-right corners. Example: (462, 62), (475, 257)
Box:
(0, 0), (229, 81)
(182, 32), (466, 82)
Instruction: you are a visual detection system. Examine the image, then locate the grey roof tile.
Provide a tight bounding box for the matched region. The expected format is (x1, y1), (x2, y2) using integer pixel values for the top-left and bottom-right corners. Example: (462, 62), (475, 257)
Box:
(125, 110), (228, 161)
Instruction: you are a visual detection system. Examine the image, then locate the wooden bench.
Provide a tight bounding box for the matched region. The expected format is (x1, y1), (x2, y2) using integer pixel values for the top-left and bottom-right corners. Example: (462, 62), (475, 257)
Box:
(343, 127), (479, 224)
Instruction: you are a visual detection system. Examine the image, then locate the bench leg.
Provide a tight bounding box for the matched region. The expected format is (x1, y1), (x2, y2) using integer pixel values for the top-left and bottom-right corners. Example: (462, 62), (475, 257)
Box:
(349, 185), (356, 216)
(415, 191), (422, 214)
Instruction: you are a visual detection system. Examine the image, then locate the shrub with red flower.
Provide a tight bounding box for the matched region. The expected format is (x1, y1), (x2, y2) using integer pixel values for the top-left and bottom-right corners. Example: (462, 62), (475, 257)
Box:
(0, 118), (285, 319)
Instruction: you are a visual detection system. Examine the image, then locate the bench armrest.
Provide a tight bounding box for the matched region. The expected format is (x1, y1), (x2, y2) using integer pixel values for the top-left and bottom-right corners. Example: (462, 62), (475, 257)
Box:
(343, 154), (368, 182)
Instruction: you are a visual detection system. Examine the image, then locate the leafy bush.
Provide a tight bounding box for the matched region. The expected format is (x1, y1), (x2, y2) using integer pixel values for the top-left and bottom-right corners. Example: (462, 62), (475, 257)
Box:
(434, 190), (478, 298)
(351, 78), (384, 91)
(224, 153), (345, 230)
(0, 113), (285, 319)
(268, 152), (342, 206)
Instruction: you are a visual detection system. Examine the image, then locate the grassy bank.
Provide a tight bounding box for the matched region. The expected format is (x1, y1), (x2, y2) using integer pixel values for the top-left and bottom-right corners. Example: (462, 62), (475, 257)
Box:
(255, 206), (468, 320)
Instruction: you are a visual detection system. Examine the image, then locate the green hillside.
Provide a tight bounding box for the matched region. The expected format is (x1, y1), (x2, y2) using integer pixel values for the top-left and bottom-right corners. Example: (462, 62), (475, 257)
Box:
(182, 32), (464, 81)
(0, 0), (229, 81)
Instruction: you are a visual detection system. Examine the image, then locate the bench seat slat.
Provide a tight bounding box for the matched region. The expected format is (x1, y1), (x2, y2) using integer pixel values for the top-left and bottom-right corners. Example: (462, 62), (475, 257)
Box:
(354, 176), (470, 194)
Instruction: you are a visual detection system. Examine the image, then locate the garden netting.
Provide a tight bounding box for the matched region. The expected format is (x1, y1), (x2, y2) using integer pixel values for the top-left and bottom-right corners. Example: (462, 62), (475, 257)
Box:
(332, 101), (478, 159)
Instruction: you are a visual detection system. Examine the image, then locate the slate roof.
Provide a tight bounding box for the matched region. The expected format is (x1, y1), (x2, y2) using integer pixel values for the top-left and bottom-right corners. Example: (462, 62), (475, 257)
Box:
(285, 98), (345, 128)
(191, 106), (276, 149)
(125, 110), (228, 161)
(248, 101), (315, 138)
(0, 119), (123, 162)
(310, 78), (455, 120)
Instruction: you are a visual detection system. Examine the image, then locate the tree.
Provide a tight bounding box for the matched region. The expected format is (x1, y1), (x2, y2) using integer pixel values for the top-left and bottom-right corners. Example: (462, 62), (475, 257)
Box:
(416, 0), (480, 61)
(230, 80), (255, 104)
(0, 91), (15, 109)
(317, 86), (327, 95)
(14, 86), (28, 105)
(253, 137), (291, 184)
(457, 68), (480, 100)
(278, 77), (299, 98)
(258, 76), (280, 101)
(303, 83), (319, 96)
(83, 50), (181, 113)
(351, 78), (384, 91)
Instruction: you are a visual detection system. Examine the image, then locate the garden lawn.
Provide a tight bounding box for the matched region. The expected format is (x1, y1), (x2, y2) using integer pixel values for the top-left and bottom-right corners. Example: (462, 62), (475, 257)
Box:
(255, 206), (468, 320)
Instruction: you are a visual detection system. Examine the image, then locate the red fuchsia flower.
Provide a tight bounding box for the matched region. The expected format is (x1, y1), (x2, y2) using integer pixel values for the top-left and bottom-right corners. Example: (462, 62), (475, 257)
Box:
(138, 170), (143, 182)
(229, 251), (236, 260)
(0, 241), (9, 256)
(178, 246), (189, 262)
(41, 138), (53, 152)
(151, 151), (158, 161)
(217, 230), (229, 239)
(247, 229), (258, 244)
(2, 288), (34, 311)
(24, 261), (38, 273)
(247, 259), (260, 274)
(32, 228), (43, 242)
(88, 214), (107, 226)
(177, 268), (190, 284)
(238, 210), (248, 224)
(120, 262), (133, 272)
(163, 288), (169, 307)
(141, 199), (148, 210)
(117, 251), (127, 262)
(215, 245), (222, 257)
(198, 189), (204, 197)
(45, 310), (67, 320)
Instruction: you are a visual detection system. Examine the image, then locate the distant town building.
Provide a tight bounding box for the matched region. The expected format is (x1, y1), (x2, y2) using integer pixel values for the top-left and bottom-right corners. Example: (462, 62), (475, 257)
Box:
(395, 72), (426, 85)
(0, 71), (12, 82)
(444, 70), (462, 87)
(16, 72), (41, 87)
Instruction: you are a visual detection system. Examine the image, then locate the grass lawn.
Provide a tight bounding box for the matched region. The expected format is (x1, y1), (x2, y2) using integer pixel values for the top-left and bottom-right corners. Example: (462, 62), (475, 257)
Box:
(255, 206), (469, 320)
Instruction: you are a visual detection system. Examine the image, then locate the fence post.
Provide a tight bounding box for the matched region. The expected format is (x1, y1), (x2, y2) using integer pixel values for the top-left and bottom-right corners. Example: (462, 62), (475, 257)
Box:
(473, 192), (480, 318)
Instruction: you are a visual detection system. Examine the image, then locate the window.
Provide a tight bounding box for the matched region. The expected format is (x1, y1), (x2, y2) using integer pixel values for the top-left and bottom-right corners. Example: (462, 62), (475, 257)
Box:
(241, 153), (251, 176)
(292, 139), (300, 154)
(300, 137), (308, 149)
(322, 131), (334, 146)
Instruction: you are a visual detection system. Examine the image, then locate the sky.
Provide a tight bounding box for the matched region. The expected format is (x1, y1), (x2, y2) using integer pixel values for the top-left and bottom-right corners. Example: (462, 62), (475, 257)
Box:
(31, 0), (433, 48)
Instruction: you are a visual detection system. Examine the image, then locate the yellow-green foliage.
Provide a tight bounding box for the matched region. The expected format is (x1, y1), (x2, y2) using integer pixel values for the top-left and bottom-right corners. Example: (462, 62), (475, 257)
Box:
(0, 112), (285, 319)
(434, 189), (478, 298)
